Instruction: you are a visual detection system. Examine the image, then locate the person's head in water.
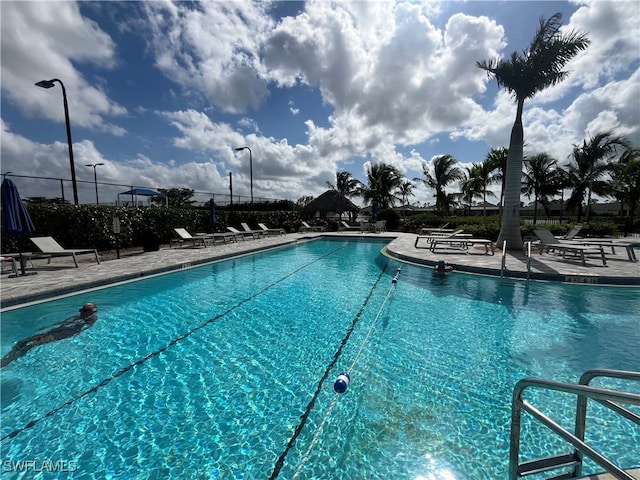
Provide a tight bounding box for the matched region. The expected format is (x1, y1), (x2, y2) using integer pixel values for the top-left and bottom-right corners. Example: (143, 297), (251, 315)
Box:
(79, 303), (98, 318)
(434, 260), (452, 272)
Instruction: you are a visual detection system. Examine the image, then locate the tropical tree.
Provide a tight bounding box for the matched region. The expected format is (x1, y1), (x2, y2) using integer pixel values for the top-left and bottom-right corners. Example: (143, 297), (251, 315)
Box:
(153, 188), (194, 207)
(413, 155), (463, 214)
(610, 147), (640, 231)
(460, 160), (498, 218)
(327, 171), (363, 198)
(484, 147), (508, 212)
(361, 163), (403, 210)
(522, 153), (562, 223)
(565, 132), (630, 221)
(477, 13), (590, 249)
(397, 180), (415, 206)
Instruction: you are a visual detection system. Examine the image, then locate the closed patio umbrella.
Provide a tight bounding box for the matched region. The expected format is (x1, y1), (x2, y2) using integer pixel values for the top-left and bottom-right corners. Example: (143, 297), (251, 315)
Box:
(1, 177), (36, 276)
(209, 199), (217, 226)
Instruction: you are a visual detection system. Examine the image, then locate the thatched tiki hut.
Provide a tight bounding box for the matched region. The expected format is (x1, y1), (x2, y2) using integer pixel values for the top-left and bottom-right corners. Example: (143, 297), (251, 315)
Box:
(304, 189), (360, 221)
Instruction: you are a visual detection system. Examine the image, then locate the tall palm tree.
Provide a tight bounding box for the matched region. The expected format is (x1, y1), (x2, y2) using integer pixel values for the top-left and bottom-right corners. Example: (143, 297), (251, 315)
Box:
(484, 147), (508, 212)
(477, 13), (590, 249)
(522, 153), (561, 224)
(361, 163), (403, 210)
(460, 160), (498, 218)
(610, 147), (640, 230)
(565, 132), (630, 221)
(397, 180), (415, 207)
(413, 155), (463, 214)
(327, 171), (363, 198)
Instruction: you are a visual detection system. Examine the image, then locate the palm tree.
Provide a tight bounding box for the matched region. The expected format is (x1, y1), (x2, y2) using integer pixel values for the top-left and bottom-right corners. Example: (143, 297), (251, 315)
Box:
(397, 180), (415, 206)
(327, 171), (363, 198)
(565, 132), (630, 221)
(460, 160), (498, 218)
(484, 147), (508, 212)
(522, 153), (561, 224)
(610, 147), (640, 231)
(361, 163), (403, 210)
(477, 13), (590, 249)
(413, 155), (463, 214)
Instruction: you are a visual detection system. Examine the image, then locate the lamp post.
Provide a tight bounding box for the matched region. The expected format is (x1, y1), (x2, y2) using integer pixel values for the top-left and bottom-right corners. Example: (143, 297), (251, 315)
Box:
(234, 146), (253, 203)
(85, 163), (104, 204)
(35, 78), (79, 205)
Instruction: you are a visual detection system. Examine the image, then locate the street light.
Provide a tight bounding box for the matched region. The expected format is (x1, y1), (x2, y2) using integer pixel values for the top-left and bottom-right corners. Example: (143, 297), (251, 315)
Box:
(35, 78), (79, 205)
(85, 163), (104, 204)
(234, 146), (253, 203)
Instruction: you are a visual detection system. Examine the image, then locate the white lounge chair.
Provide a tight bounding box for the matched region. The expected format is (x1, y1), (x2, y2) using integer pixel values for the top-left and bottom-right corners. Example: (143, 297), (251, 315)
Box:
(339, 221), (362, 232)
(227, 226), (261, 240)
(30, 236), (100, 268)
(414, 229), (470, 248)
(1, 256), (18, 276)
(258, 223), (285, 236)
(533, 228), (606, 266)
(299, 221), (325, 233)
(241, 223), (266, 238)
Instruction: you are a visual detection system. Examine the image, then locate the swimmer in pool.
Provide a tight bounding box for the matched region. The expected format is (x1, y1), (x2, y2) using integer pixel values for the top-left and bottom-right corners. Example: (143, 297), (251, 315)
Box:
(1, 303), (98, 368)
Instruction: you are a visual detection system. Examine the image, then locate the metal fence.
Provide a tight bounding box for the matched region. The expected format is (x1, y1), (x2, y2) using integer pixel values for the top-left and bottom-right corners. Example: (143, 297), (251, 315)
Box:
(3, 173), (276, 207)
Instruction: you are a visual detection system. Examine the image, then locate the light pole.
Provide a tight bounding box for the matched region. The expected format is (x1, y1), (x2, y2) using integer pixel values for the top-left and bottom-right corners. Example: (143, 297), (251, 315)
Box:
(85, 163), (104, 204)
(35, 78), (79, 205)
(234, 146), (253, 203)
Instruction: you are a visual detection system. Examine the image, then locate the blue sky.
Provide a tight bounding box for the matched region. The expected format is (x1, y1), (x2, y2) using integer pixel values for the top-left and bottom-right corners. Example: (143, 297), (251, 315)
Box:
(1, 1), (638, 207)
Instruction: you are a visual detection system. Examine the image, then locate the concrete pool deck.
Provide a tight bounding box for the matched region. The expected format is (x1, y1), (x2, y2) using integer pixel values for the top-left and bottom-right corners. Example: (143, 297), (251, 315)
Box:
(1, 232), (639, 309)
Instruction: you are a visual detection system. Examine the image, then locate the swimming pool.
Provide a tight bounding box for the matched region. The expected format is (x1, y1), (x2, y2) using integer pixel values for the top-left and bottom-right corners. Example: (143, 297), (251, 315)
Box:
(1, 238), (638, 479)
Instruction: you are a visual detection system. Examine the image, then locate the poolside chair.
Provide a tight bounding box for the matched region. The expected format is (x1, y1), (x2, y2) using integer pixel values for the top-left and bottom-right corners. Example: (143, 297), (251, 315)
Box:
(414, 229), (470, 248)
(338, 221), (362, 232)
(30, 236), (101, 268)
(258, 223), (286, 236)
(240, 223), (266, 238)
(299, 221), (326, 233)
(532, 228), (606, 266)
(561, 224), (583, 240)
(227, 226), (261, 240)
(171, 228), (210, 248)
(1, 256), (18, 276)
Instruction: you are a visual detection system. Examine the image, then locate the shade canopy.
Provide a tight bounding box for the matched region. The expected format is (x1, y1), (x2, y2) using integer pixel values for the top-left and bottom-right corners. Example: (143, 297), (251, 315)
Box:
(1, 178), (35, 236)
(304, 189), (360, 215)
(119, 188), (164, 197)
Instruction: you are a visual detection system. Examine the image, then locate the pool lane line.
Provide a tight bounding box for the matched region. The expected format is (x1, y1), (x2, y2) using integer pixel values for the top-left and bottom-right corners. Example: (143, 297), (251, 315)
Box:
(268, 262), (391, 480)
(289, 267), (401, 480)
(1, 243), (352, 443)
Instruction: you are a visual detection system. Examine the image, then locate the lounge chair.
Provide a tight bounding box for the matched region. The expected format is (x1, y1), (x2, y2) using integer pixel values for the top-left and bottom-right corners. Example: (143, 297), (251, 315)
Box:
(428, 237), (495, 255)
(339, 221), (362, 232)
(240, 223), (266, 238)
(562, 224), (583, 240)
(172, 228), (236, 247)
(299, 221), (326, 233)
(258, 223), (285, 236)
(1, 256), (18, 276)
(30, 236), (100, 268)
(414, 229), (471, 248)
(532, 228), (606, 266)
(227, 226), (261, 240)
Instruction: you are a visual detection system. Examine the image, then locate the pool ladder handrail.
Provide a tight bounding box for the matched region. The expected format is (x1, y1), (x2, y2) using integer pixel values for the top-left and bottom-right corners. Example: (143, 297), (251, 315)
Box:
(500, 241), (532, 284)
(509, 369), (640, 480)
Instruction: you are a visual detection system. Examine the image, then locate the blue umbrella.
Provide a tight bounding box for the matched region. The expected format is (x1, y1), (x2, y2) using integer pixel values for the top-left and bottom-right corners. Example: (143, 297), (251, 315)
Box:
(1, 177), (36, 276)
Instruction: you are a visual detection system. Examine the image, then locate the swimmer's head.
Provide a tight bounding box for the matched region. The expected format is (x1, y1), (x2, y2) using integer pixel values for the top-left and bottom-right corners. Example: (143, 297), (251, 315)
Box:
(79, 303), (97, 315)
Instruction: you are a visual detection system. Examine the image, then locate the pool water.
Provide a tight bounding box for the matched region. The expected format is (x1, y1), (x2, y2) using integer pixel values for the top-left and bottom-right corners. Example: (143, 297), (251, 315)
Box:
(1, 238), (639, 479)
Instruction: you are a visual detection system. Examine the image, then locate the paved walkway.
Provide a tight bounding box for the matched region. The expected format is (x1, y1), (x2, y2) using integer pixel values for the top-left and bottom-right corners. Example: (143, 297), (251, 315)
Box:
(1, 232), (638, 309)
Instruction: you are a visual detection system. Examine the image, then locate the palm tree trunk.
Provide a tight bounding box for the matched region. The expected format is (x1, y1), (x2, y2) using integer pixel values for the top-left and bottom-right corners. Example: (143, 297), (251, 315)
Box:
(497, 98), (525, 250)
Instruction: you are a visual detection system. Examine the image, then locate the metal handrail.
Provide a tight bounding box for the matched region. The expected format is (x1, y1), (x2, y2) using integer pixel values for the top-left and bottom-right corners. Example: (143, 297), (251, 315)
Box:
(525, 241), (532, 282)
(509, 370), (640, 480)
(501, 240), (507, 281)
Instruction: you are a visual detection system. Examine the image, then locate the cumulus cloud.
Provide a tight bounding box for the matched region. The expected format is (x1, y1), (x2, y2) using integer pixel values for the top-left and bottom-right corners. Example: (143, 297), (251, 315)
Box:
(0, 1), (127, 133)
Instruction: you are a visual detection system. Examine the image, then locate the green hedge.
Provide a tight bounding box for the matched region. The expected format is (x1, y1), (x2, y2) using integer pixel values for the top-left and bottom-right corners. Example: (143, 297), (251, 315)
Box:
(1, 204), (306, 254)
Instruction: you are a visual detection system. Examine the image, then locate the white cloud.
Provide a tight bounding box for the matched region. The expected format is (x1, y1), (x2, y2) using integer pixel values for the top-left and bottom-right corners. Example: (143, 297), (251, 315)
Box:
(0, 1), (127, 133)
